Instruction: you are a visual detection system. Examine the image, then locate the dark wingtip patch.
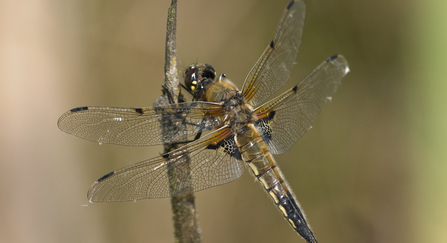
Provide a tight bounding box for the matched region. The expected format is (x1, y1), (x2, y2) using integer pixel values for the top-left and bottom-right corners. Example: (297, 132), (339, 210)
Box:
(71, 106), (88, 112)
(162, 154), (170, 159)
(292, 85), (298, 93)
(135, 108), (144, 115)
(97, 171), (114, 182)
(270, 40), (275, 49)
(326, 54), (339, 62)
(287, 0), (294, 10)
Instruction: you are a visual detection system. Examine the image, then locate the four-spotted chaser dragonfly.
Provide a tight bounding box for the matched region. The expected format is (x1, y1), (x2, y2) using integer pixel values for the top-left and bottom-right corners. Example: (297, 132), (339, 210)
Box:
(58, 0), (349, 242)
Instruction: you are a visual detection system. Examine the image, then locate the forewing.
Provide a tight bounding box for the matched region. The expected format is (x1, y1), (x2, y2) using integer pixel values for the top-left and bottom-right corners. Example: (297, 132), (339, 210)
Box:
(87, 126), (245, 202)
(57, 102), (225, 146)
(242, 0), (306, 107)
(254, 55), (349, 154)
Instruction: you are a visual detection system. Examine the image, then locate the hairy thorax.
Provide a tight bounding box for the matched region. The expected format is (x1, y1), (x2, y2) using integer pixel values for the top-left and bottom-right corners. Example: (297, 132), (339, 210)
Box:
(204, 78), (257, 134)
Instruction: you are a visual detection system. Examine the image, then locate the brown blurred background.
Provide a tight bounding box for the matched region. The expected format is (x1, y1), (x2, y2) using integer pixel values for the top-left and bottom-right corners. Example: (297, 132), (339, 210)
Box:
(1, 0), (445, 242)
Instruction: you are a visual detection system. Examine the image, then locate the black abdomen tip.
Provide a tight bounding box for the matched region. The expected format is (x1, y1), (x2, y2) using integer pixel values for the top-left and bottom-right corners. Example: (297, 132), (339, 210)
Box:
(70, 106), (88, 112)
(97, 171), (114, 182)
(326, 54), (339, 62)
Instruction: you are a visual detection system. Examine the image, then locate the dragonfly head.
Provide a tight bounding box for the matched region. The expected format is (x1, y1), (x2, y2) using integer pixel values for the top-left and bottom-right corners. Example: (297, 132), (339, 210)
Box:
(184, 63), (216, 99)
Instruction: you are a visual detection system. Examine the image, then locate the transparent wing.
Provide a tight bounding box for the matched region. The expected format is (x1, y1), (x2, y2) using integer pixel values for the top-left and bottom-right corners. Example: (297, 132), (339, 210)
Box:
(242, 0), (306, 108)
(254, 55), (349, 154)
(87, 126), (245, 202)
(57, 102), (225, 146)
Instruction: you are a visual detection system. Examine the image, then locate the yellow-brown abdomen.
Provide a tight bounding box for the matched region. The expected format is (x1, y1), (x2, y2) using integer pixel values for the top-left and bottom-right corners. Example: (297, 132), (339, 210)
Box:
(235, 124), (317, 242)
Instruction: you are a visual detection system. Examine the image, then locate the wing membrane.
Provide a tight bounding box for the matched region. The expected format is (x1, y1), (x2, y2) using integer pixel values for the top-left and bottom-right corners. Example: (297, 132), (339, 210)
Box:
(242, 0), (306, 107)
(57, 102), (225, 146)
(254, 55), (349, 154)
(87, 126), (245, 202)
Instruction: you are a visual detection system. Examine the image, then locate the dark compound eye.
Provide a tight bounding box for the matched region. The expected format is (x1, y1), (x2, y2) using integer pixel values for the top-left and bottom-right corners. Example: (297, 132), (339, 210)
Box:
(184, 66), (198, 91)
(202, 64), (216, 80)
(184, 64), (216, 92)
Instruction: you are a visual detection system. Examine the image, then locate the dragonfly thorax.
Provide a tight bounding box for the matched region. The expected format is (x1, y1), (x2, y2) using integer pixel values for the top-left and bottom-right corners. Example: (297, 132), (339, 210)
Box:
(220, 92), (257, 133)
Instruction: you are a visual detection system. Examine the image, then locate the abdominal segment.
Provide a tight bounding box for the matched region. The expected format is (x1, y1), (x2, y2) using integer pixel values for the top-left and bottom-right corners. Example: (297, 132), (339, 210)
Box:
(235, 124), (318, 243)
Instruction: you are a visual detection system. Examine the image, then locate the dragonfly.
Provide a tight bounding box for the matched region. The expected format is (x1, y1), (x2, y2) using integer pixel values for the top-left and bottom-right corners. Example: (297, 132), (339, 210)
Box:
(58, 0), (349, 242)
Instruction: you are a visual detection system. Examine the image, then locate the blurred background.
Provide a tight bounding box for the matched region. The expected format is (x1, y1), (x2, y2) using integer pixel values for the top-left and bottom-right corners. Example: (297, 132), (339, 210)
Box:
(1, 0), (445, 242)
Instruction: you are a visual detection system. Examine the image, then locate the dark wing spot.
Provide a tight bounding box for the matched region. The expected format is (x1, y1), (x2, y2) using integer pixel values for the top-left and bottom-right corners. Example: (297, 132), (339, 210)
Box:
(135, 108), (144, 115)
(287, 0), (294, 10)
(70, 106), (88, 112)
(292, 85), (298, 93)
(97, 171), (114, 182)
(223, 137), (242, 160)
(270, 40), (275, 49)
(326, 54), (339, 62)
(206, 143), (219, 150)
(268, 111), (276, 120)
(254, 118), (273, 145)
(206, 135), (242, 160)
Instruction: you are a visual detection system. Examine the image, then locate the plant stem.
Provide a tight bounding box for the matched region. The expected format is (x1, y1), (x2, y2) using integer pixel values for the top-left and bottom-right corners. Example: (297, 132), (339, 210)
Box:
(160, 1), (202, 242)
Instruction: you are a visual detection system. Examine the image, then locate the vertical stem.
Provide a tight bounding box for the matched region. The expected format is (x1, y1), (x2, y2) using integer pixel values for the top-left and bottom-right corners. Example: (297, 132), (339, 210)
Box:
(159, 1), (202, 242)
(163, 0), (179, 103)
